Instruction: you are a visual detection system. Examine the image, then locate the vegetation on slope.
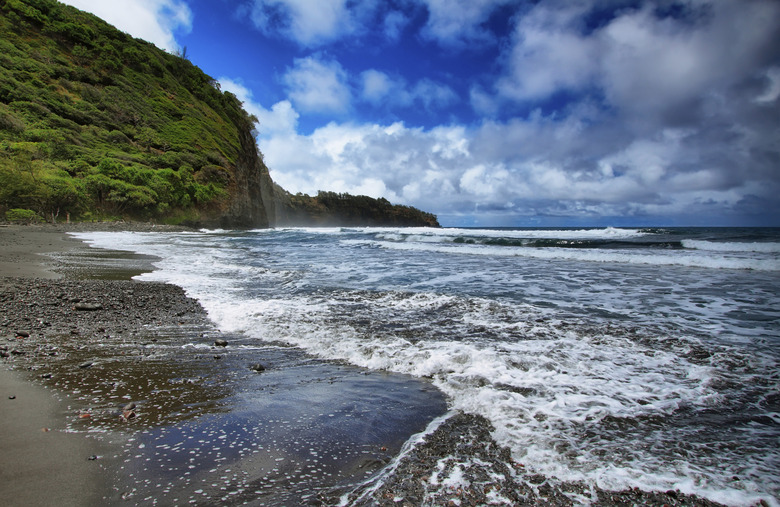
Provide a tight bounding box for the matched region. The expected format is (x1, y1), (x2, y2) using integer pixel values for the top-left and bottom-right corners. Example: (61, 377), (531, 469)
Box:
(0, 0), (260, 224)
(274, 188), (440, 227)
(0, 0), (439, 228)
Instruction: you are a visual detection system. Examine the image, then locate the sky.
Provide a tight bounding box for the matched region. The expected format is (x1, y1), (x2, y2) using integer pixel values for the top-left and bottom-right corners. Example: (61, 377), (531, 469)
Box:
(58, 0), (780, 227)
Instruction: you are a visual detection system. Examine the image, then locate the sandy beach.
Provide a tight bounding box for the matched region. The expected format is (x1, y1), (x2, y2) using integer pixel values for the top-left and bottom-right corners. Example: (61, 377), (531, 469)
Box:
(0, 224), (731, 506)
(0, 225), (117, 506)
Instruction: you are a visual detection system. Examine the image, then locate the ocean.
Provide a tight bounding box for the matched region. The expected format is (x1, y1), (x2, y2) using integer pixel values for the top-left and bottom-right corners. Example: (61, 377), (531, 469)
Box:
(74, 226), (780, 506)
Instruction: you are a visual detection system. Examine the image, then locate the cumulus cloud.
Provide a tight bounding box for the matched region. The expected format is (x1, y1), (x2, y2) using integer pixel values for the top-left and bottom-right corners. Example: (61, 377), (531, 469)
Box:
(497, 1), (780, 121)
(59, 0), (191, 52)
(256, 97), (778, 225)
(243, 0), (514, 48)
(360, 70), (403, 107)
(282, 56), (352, 114)
(359, 70), (457, 111)
(418, 0), (514, 47)
(246, 0), (350, 47)
(244, 0), (393, 47)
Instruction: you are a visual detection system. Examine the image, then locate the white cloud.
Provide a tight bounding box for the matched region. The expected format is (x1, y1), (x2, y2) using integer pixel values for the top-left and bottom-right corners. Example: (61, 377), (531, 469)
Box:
(218, 78), (298, 136)
(498, 3), (597, 101)
(359, 70), (457, 111)
(497, 0), (780, 121)
(360, 70), (404, 106)
(282, 56), (352, 114)
(245, 0), (386, 47)
(247, 0), (346, 47)
(418, 0), (512, 46)
(245, 0), (515, 48)
(256, 98), (779, 224)
(412, 79), (458, 110)
(59, 0), (192, 52)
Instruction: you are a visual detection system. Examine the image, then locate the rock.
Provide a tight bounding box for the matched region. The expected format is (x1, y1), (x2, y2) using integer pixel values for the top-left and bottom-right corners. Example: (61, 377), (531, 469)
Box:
(8, 395), (15, 400)
(214, 339), (228, 347)
(74, 303), (103, 311)
(249, 363), (266, 373)
(78, 361), (94, 369)
(15, 330), (30, 338)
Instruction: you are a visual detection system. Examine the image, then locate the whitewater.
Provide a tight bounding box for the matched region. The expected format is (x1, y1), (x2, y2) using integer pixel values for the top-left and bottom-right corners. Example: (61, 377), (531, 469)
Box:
(74, 226), (780, 506)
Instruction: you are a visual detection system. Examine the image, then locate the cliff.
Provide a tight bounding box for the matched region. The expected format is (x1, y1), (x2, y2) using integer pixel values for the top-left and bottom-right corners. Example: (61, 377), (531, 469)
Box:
(0, 0), (437, 228)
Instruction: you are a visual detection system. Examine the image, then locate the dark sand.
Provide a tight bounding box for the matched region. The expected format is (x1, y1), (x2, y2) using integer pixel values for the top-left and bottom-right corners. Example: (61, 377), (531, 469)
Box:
(0, 224), (731, 506)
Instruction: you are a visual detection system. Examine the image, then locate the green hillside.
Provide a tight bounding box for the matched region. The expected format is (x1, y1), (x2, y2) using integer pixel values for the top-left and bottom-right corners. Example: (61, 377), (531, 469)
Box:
(0, 0), (439, 228)
(0, 0), (264, 224)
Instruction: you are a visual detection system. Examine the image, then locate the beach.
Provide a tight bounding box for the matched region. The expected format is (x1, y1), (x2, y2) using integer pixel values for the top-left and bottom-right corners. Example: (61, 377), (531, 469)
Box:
(0, 224), (450, 505)
(0, 224), (751, 506)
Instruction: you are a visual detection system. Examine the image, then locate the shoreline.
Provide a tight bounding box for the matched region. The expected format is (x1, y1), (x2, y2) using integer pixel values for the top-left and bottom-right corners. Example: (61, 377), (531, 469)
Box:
(0, 223), (736, 506)
(0, 224), (450, 505)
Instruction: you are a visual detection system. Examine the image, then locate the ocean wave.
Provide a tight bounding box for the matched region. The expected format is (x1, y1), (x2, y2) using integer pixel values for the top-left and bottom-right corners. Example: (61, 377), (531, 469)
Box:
(200, 290), (767, 503)
(349, 239), (780, 271)
(682, 239), (780, 253)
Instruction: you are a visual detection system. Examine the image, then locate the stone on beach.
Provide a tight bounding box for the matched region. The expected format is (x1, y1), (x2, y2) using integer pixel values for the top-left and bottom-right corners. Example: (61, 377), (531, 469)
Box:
(74, 302), (103, 311)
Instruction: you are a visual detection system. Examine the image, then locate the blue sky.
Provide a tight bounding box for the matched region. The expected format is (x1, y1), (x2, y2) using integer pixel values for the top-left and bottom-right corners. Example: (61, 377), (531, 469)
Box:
(60, 0), (780, 227)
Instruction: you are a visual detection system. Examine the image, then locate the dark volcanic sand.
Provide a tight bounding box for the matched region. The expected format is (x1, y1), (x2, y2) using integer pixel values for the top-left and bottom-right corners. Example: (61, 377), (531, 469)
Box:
(1, 224), (733, 506)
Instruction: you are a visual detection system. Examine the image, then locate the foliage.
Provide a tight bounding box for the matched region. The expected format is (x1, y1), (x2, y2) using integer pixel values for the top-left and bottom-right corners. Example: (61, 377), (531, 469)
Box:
(5, 207), (41, 223)
(0, 0), (259, 222)
(275, 189), (440, 227)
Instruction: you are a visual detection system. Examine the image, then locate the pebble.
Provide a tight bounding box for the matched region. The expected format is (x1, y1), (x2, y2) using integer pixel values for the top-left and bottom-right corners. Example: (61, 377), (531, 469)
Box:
(214, 339), (228, 347)
(74, 303), (103, 311)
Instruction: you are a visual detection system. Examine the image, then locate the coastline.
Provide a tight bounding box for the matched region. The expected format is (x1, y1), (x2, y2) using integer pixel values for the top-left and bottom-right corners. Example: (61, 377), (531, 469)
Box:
(0, 223), (736, 506)
(0, 223), (449, 505)
(0, 223), (204, 505)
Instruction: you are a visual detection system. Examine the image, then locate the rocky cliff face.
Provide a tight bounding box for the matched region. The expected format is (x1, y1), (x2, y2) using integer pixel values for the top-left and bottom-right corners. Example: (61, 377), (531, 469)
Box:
(212, 128), (275, 229)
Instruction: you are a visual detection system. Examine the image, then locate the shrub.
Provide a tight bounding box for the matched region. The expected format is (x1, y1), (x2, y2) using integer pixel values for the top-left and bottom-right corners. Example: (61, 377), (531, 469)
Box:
(5, 208), (41, 223)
